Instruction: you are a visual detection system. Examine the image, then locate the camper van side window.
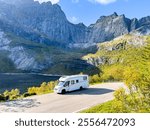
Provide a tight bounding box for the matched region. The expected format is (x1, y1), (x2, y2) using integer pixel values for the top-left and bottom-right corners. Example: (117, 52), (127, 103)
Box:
(76, 80), (79, 83)
(71, 80), (75, 85)
(83, 76), (87, 80)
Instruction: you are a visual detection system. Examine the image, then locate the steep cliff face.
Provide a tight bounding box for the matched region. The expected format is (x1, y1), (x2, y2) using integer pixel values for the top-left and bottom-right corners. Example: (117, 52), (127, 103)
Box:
(130, 18), (139, 31)
(88, 13), (130, 43)
(139, 16), (150, 27)
(0, 30), (53, 72)
(131, 16), (150, 35)
(0, 0), (88, 45)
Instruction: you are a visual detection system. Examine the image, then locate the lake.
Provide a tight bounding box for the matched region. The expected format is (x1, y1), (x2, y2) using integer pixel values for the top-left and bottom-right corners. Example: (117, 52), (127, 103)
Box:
(0, 73), (60, 94)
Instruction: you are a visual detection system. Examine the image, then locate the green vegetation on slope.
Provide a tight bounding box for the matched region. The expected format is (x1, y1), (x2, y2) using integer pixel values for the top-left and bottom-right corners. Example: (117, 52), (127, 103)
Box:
(83, 34), (150, 112)
(87, 35), (146, 83)
(81, 99), (131, 113)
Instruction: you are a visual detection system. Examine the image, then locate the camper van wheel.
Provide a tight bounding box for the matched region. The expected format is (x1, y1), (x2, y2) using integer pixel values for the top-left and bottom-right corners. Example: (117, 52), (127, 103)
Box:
(80, 86), (83, 90)
(61, 89), (66, 94)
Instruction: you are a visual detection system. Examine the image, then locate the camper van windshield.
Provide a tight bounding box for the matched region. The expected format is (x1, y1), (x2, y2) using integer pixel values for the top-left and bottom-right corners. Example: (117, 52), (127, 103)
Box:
(58, 81), (65, 86)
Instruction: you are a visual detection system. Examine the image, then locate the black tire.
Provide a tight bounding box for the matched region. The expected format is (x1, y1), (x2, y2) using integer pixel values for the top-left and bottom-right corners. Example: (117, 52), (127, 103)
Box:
(80, 86), (83, 90)
(61, 89), (66, 94)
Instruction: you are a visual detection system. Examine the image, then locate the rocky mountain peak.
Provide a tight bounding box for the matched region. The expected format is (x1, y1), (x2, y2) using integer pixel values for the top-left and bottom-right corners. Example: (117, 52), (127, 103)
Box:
(130, 18), (139, 31)
(139, 16), (150, 26)
(96, 12), (119, 23)
(109, 12), (118, 18)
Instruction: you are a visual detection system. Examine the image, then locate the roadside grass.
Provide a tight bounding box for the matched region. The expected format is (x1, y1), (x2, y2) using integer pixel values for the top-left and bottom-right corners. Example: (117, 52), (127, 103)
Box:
(80, 100), (116, 113)
(90, 82), (102, 85)
(80, 98), (131, 113)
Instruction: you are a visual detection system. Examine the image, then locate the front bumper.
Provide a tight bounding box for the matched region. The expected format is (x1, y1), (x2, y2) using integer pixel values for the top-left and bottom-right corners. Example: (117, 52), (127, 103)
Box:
(54, 88), (62, 94)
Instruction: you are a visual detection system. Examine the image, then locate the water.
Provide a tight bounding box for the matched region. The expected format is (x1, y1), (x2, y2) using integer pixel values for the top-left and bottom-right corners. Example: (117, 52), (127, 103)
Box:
(0, 73), (60, 94)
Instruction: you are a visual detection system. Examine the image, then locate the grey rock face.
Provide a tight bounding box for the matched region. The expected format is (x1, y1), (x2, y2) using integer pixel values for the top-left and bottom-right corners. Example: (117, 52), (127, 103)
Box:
(133, 25), (150, 35)
(88, 13), (130, 43)
(86, 57), (108, 66)
(130, 18), (139, 31)
(0, 0), (88, 46)
(0, 30), (52, 72)
(8, 46), (52, 72)
(139, 16), (150, 27)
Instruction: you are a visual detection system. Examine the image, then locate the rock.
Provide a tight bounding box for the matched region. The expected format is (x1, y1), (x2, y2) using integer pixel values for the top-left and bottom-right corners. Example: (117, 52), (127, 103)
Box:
(139, 16), (150, 27)
(88, 13), (130, 43)
(130, 18), (139, 31)
(0, 30), (52, 72)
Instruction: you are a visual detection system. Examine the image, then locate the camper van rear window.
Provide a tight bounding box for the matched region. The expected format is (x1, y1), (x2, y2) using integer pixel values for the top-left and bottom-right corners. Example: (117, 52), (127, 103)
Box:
(83, 76), (87, 80)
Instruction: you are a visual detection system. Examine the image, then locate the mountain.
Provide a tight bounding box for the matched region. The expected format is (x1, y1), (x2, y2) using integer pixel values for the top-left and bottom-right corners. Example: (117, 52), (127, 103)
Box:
(0, 0), (150, 47)
(83, 34), (148, 66)
(0, 0), (150, 74)
(0, 0), (88, 46)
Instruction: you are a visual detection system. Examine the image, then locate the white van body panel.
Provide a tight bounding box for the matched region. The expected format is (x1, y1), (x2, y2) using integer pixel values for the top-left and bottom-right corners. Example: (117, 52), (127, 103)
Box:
(54, 75), (89, 94)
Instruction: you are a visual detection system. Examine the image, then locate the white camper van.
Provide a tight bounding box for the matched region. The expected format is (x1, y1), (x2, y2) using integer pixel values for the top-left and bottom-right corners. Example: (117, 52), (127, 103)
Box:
(54, 75), (89, 94)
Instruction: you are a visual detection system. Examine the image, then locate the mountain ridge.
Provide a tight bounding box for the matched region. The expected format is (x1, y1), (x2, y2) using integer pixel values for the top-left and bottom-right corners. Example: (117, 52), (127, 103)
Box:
(0, 0), (150, 46)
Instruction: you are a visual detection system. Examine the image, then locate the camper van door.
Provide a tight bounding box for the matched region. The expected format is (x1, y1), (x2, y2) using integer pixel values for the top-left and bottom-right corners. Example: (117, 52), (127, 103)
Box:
(63, 81), (70, 92)
(70, 80), (77, 91)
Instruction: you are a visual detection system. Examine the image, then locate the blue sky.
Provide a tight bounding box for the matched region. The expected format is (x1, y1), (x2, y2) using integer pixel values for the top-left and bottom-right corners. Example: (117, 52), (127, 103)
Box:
(35, 0), (150, 26)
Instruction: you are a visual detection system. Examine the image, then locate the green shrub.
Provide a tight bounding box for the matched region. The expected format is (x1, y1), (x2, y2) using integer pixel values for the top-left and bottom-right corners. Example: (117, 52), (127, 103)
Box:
(28, 81), (58, 95)
(0, 94), (6, 101)
(89, 74), (101, 84)
(100, 64), (124, 82)
(23, 92), (36, 98)
(3, 89), (20, 100)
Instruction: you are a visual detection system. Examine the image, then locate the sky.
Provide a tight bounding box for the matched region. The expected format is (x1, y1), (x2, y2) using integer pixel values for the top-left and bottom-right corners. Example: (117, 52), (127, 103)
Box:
(34, 0), (150, 26)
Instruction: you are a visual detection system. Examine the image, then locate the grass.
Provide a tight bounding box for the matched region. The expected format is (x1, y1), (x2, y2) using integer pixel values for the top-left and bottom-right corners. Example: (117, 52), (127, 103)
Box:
(90, 82), (102, 85)
(80, 99), (129, 113)
(81, 100), (116, 113)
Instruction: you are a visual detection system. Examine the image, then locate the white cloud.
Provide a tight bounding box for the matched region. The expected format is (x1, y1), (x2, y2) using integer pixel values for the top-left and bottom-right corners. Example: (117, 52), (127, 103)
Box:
(34, 0), (59, 4)
(88, 0), (117, 5)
